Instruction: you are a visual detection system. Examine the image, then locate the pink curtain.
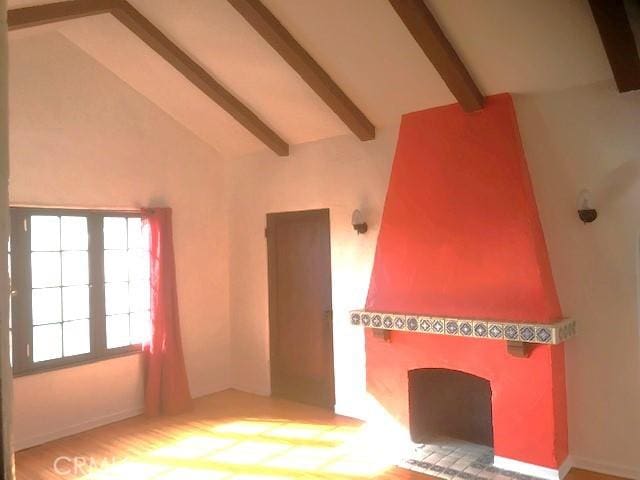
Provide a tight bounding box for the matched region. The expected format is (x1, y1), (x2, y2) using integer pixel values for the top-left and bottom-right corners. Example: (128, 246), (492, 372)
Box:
(142, 208), (192, 416)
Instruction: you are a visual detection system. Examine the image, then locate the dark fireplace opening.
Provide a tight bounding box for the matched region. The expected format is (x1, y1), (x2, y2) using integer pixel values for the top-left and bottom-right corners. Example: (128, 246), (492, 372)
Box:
(408, 368), (494, 447)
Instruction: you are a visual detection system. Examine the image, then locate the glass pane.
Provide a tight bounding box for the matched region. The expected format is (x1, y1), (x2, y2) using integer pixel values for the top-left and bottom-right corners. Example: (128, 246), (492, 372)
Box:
(33, 323), (62, 362)
(61, 251), (89, 286)
(32, 287), (62, 325)
(130, 310), (150, 344)
(31, 252), (61, 288)
(104, 250), (128, 283)
(127, 218), (147, 249)
(105, 282), (129, 315)
(129, 281), (150, 312)
(63, 319), (90, 357)
(106, 314), (130, 349)
(128, 250), (150, 280)
(104, 217), (127, 250)
(61, 216), (88, 251)
(31, 216), (60, 251)
(62, 285), (90, 321)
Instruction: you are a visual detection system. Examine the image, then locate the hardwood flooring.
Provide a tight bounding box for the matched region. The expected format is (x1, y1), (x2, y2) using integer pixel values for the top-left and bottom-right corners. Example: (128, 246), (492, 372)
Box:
(14, 390), (625, 480)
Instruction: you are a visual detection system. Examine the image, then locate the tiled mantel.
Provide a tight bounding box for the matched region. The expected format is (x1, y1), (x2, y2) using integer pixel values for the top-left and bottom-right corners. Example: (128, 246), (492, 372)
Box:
(350, 311), (576, 345)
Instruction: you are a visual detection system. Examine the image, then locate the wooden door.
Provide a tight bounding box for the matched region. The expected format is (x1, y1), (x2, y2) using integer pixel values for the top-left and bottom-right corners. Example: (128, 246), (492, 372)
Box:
(266, 209), (335, 409)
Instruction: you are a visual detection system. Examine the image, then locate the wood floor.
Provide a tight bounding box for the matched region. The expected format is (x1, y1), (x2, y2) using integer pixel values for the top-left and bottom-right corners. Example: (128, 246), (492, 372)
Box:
(15, 390), (624, 480)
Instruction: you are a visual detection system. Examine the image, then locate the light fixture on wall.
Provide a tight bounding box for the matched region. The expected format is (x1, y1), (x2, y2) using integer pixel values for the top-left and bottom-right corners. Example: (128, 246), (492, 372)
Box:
(577, 189), (597, 224)
(352, 209), (368, 234)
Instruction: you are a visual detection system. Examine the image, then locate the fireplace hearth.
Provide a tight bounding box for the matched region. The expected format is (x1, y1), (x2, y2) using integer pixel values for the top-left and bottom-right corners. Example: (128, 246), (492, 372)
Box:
(400, 436), (541, 480)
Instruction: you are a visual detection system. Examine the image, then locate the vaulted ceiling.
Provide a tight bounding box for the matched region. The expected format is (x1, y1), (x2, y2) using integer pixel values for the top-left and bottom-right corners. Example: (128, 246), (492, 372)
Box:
(7, 0), (614, 158)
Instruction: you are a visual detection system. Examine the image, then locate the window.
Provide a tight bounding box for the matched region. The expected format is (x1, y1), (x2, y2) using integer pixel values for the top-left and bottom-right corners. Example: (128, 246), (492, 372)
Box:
(9, 208), (151, 375)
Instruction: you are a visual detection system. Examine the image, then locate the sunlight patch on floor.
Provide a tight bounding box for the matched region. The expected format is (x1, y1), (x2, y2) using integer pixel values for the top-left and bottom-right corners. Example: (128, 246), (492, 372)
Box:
(80, 417), (399, 479)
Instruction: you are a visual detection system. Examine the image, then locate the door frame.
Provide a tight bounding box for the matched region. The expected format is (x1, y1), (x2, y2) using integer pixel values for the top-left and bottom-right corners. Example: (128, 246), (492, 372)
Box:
(266, 208), (335, 408)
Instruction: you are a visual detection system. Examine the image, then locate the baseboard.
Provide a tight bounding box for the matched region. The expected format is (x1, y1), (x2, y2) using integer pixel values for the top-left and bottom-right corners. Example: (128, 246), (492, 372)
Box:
(190, 383), (231, 399)
(571, 455), (640, 480)
(334, 402), (367, 420)
(230, 383), (271, 397)
(14, 406), (144, 452)
(14, 386), (230, 452)
(494, 455), (573, 480)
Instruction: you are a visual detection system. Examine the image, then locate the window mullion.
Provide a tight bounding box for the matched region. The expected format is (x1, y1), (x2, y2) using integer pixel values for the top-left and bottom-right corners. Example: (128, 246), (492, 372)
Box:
(10, 210), (32, 373)
(89, 215), (106, 355)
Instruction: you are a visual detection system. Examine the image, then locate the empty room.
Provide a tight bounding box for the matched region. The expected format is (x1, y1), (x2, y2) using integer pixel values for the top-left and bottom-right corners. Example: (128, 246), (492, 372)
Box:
(0, 0), (639, 479)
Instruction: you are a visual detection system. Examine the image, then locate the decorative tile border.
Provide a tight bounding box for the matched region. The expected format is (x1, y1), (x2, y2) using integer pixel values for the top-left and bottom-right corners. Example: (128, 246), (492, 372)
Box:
(350, 310), (576, 345)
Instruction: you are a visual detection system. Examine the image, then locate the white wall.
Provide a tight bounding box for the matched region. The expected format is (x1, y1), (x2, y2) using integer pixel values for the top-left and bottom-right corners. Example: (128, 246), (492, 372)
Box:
(9, 32), (230, 449)
(515, 83), (640, 478)
(228, 81), (640, 477)
(228, 127), (398, 414)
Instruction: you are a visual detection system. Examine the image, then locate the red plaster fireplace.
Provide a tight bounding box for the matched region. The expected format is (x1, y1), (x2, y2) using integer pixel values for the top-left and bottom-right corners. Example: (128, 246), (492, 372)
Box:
(356, 94), (571, 477)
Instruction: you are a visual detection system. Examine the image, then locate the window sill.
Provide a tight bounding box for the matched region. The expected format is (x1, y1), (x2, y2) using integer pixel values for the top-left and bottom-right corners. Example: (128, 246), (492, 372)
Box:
(13, 346), (144, 378)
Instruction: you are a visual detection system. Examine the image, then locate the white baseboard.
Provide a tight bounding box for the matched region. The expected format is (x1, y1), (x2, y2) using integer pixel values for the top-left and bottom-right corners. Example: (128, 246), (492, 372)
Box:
(572, 455), (640, 480)
(14, 385), (233, 453)
(230, 383), (271, 397)
(14, 406), (144, 452)
(494, 455), (573, 480)
(334, 402), (367, 420)
(190, 383), (230, 399)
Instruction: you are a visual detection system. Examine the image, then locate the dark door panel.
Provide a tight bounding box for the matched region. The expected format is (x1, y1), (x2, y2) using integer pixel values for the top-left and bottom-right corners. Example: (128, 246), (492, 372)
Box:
(267, 209), (334, 409)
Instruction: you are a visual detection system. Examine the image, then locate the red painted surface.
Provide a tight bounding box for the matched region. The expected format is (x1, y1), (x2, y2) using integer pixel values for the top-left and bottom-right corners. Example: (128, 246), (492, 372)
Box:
(365, 94), (568, 468)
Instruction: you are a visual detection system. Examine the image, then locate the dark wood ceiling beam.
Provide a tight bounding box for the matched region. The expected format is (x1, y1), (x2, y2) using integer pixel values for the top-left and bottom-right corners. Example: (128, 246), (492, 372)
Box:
(112, 1), (288, 155)
(7, 0), (114, 29)
(588, 0), (640, 93)
(8, 0), (289, 156)
(228, 0), (375, 141)
(388, 0), (484, 112)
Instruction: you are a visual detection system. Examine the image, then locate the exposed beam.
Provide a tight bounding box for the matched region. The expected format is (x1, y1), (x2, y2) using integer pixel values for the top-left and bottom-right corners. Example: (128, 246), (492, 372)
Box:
(588, 0), (640, 93)
(112, 1), (288, 155)
(7, 0), (113, 29)
(228, 0), (375, 141)
(388, 0), (484, 112)
(8, 0), (289, 156)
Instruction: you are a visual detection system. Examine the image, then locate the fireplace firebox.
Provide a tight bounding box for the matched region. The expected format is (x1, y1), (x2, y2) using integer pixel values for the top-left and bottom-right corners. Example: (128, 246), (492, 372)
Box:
(408, 368), (493, 447)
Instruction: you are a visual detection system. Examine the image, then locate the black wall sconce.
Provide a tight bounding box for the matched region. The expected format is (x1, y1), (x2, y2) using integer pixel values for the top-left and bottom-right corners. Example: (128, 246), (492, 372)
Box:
(352, 209), (368, 234)
(577, 189), (597, 224)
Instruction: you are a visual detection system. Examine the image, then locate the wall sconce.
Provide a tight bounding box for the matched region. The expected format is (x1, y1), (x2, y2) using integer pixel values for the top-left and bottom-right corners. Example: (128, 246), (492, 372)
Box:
(352, 209), (368, 234)
(577, 189), (597, 223)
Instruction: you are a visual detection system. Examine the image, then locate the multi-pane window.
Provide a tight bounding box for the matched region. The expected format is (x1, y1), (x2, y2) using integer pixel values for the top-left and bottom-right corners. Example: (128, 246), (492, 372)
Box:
(103, 217), (151, 349)
(9, 208), (151, 375)
(30, 215), (91, 361)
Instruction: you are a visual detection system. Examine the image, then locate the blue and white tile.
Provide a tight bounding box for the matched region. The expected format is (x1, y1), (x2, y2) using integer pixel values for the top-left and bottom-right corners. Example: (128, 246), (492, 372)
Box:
(535, 326), (553, 344)
(459, 321), (473, 337)
(418, 316), (432, 333)
(382, 314), (394, 329)
(473, 321), (489, 339)
(393, 315), (406, 330)
(518, 324), (536, 342)
(504, 324), (519, 341)
(488, 323), (504, 340)
(445, 319), (460, 336)
(432, 317), (446, 334)
(406, 315), (419, 331)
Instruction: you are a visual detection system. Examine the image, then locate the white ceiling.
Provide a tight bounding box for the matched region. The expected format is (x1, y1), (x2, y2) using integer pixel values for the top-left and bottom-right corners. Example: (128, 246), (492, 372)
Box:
(7, 0), (613, 157)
